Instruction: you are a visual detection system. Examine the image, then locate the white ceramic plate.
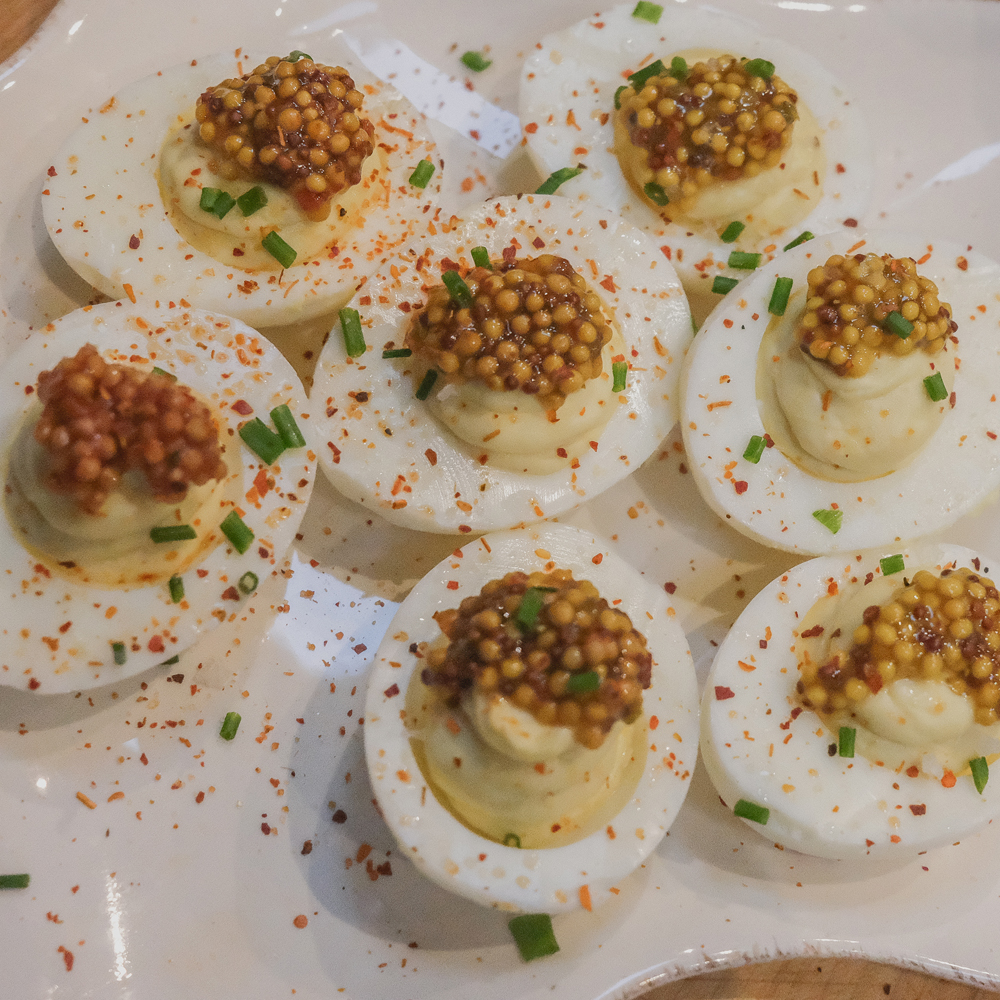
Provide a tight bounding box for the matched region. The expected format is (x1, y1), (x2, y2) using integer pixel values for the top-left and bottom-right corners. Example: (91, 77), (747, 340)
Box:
(2, 1), (1000, 997)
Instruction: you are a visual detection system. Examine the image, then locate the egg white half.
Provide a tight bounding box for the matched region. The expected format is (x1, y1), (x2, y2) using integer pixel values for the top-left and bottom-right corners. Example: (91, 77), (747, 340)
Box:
(364, 522), (698, 912)
(681, 232), (1000, 554)
(42, 43), (441, 327)
(701, 541), (1000, 859)
(519, 2), (872, 324)
(0, 302), (316, 693)
(310, 193), (692, 533)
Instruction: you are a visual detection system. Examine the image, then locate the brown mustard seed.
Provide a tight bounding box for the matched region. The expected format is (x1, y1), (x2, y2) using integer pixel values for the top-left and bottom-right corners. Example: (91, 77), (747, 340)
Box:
(798, 567), (1000, 726)
(797, 253), (958, 377)
(405, 255), (614, 406)
(32, 344), (227, 515)
(421, 568), (651, 750)
(195, 55), (374, 218)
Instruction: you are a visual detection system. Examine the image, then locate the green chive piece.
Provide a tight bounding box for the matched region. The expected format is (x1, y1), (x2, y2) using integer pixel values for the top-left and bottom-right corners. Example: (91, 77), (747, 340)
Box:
(727, 251), (762, 270)
(886, 311), (914, 339)
(812, 508), (843, 534)
(768, 276), (794, 316)
(408, 159), (435, 189)
(238, 571), (259, 595)
(536, 163), (585, 195)
(168, 575), (184, 604)
(669, 56), (688, 80)
(287, 50), (312, 62)
(517, 586), (556, 630)
(720, 221), (745, 243)
(508, 914), (559, 962)
(614, 85), (627, 110)
(220, 510), (254, 554)
(503, 832), (522, 848)
(628, 58), (666, 90)
(566, 670), (601, 694)
(612, 360), (628, 393)
(924, 372), (948, 402)
(0, 874), (30, 889)
(239, 418), (286, 465)
(339, 307), (366, 358)
(161, 655), (180, 666)
(200, 187), (236, 220)
(971, 756), (990, 795)
(838, 726), (856, 758)
(442, 270), (473, 307)
(632, 1), (663, 23)
(237, 185), (268, 217)
(743, 58), (775, 79)
(150, 366), (177, 381)
(150, 525), (197, 543)
(415, 369), (439, 401)
(270, 404), (306, 449)
(382, 348), (412, 359)
(199, 187), (219, 211)
(743, 435), (766, 464)
(712, 275), (739, 295)
(733, 798), (770, 824)
(461, 51), (492, 72)
(471, 246), (491, 270)
(262, 231), (296, 268)
(643, 181), (669, 206)
(783, 231), (814, 251)
(112, 642), (127, 666)
(220, 711), (242, 741)
(880, 553), (905, 576)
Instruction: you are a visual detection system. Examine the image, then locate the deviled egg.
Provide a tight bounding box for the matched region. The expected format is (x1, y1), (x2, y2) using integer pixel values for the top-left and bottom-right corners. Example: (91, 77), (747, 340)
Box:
(701, 542), (1000, 859)
(365, 523), (698, 912)
(0, 301), (316, 693)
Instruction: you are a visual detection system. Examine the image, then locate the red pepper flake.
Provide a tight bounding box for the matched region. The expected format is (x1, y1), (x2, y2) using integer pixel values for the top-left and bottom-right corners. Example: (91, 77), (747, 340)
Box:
(957, 256), (969, 271)
(532, 237), (545, 249)
(384, 683), (400, 698)
(800, 625), (824, 638)
(906, 765), (919, 778)
(863, 661), (883, 694)
(47, 165), (57, 177)
(524, 122), (538, 134)
(221, 586), (240, 601)
(301, 840), (313, 855)
(58, 946), (74, 972)
(502, 245), (517, 264)
(759, 639), (768, 649)
(660, 245), (672, 260)
(129, 234), (140, 250)
(988, 432), (997, 441)
(733, 480), (748, 494)
(714, 686), (736, 701)
(140, 753), (148, 765)
(446, 580), (459, 590)
(293, 914), (308, 929)
(148, 635), (164, 654)
(261, 822), (271, 835)
(941, 770), (957, 788)
(723, 318), (734, 329)
(592, 553), (603, 565)
(843, 218), (858, 228)
(890, 834), (901, 844)
(29, 677), (41, 690)
(352, 643), (367, 654)
(909, 803), (926, 816)
(949, 391), (956, 409)
(589, 440), (599, 452)
(231, 399), (253, 415)
(649, 715), (659, 730)
(556, 447), (568, 458)
(664, 582), (677, 594)
(331, 809), (347, 823)
(836, 163), (846, 173)
(600, 275), (617, 293)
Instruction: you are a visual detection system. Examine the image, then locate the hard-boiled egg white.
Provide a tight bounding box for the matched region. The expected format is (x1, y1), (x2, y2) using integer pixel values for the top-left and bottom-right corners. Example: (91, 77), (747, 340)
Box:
(681, 232), (1000, 554)
(364, 522), (698, 912)
(519, 3), (872, 324)
(42, 43), (441, 328)
(310, 193), (692, 533)
(701, 541), (1000, 860)
(0, 301), (316, 693)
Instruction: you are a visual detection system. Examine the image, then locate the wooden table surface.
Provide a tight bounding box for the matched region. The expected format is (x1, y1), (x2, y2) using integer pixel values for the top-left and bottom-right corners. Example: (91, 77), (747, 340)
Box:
(2, 1), (997, 997)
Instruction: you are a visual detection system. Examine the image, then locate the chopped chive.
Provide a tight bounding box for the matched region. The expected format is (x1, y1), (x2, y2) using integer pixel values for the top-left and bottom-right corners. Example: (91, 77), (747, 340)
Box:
(720, 221), (745, 243)
(262, 230), (296, 268)
(727, 251), (762, 270)
(733, 798), (770, 824)
(382, 348), (412, 359)
(612, 360), (628, 393)
(768, 276), (794, 316)
(408, 159), (435, 189)
(503, 832), (522, 848)
(471, 246), (491, 270)
(880, 553), (905, 576)
(643, 181), (669, 206)
(238, 571), (259, 595)
(669, 56), (688, 80)
(0, 874), (30, 889)
(838, 726), (856, 758)
(168, 575), (184, 604)
(287, 50), (312, 62)
(199, 187), (219, 211)
(886, 311), (914, 339)
(535, 163), (585, 195)
(743, 435), (766, 464)
(508, 914), (559, 962)
(566, 670), (601, 694)
(239, 418), (286, 465)
(812, 508), (843, 534)
(712, 275), (739, 295)
(628, 58), (667, 90)
(632, 1), (663, 22)
(339, 307), (366, 358)
(151, 366), (177, 380)
(112, 642), (127, 666)
(782, 231), (814, 251)
(200, 187), (236, 219)
(517, 586), (557, 630)
(161, 655), (180, 666)
(971, 756), (990, 795)
(743, 58), (775, 79)
(150, 525), (197, 543)
(415, 369), (439, 401)
(220, 510), (254, 554)
(270, 404), (306, 448)
(461, 51), (492, 72)
(614, 85), (627, 110)
(237, 185), (268, 217)
(220, 711), (242, 741)
(923, 372), (948, 402)
(442, 270), (472, 307)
